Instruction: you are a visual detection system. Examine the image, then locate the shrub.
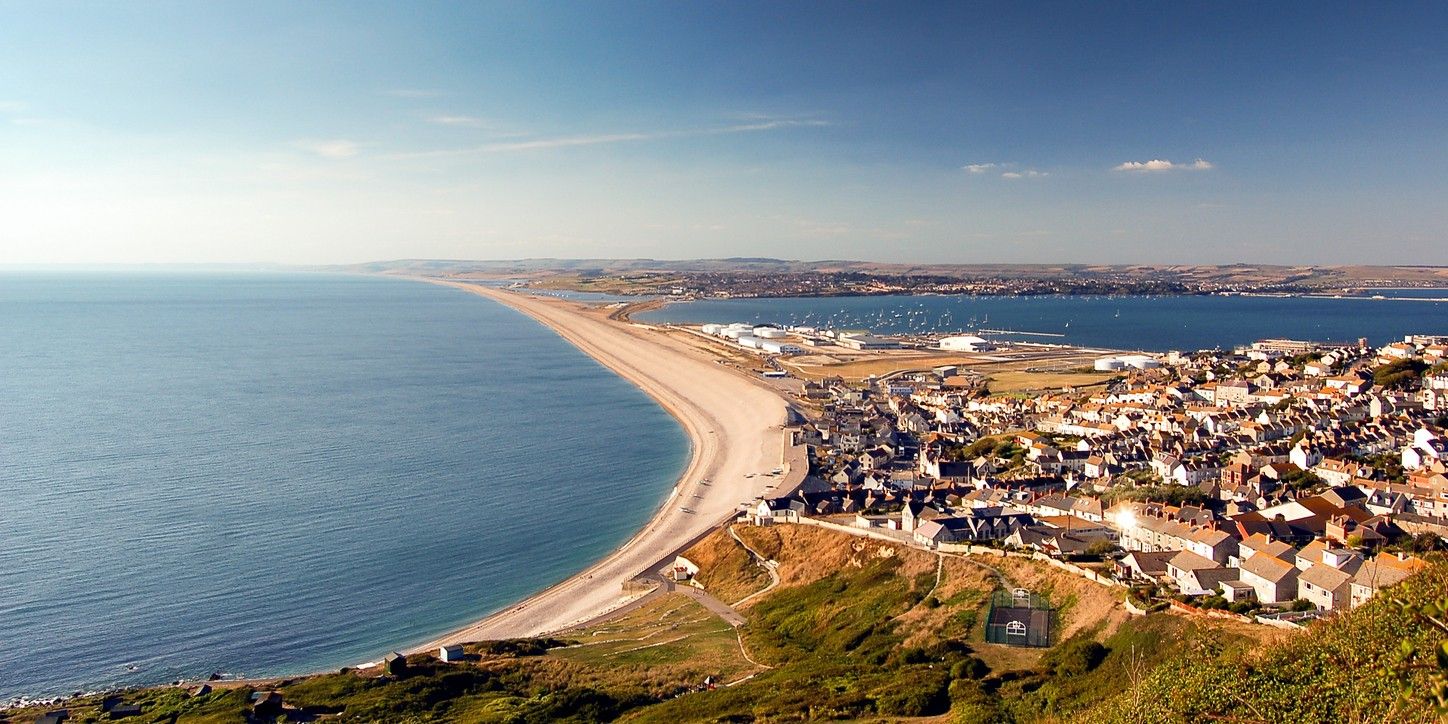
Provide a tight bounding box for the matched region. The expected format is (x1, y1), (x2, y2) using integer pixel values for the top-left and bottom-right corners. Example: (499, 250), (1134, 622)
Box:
(951, 656), (990, 680)
(875, 675), (949, 717)
(1044, 638), (1108, 677)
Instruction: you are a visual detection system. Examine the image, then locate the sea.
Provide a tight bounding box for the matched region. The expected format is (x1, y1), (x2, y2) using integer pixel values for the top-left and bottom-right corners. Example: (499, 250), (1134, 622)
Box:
(635, 293), (1448, 351)
(0, 272), (689, 701)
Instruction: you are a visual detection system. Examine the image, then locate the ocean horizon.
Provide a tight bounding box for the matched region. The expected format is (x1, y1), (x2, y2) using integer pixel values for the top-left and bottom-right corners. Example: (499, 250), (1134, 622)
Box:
(0, 271), (688, 700)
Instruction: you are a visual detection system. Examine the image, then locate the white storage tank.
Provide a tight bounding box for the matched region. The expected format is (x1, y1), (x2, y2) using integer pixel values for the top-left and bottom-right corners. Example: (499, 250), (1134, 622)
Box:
(754, 327), (786, 338)
(702, 323), (724, 335)
(1094, 357), (1127, 371)
(737, 335), (762, 349)
(1119, 354), (1161, 369)
(722, 328), (745, 339)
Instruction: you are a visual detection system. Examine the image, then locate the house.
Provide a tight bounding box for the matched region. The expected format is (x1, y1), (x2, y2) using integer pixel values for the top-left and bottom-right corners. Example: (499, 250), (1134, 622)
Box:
(913, 508), (1032, 547)
(902, 500), (945, 533)
(1219, 579), (1258, 603)
(439, 645), (465, 663)
(1349, 555), (1428, 607)
(1116, 550), (1176, 583)
(382, 651), (409, 677)
(1238, 550), (1300, 603)
(754, 497), (807, 525)
(250, 691), (284, 717)
(1166, 549), (1236, 596)
(1298, 563), (1355, 611)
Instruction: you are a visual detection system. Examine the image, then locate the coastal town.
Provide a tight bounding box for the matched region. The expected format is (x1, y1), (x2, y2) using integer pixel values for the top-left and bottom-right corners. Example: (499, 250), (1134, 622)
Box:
(712, 321), (1448, 624)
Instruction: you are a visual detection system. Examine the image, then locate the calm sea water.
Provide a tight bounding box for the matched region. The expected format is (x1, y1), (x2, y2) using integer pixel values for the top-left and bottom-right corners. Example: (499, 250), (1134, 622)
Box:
(0, 272), (688, 699)
(636, 294), (1447, 351)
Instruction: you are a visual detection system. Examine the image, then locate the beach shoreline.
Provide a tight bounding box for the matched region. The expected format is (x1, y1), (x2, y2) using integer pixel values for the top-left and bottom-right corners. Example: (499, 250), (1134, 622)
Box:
(403, 279), (792, 650)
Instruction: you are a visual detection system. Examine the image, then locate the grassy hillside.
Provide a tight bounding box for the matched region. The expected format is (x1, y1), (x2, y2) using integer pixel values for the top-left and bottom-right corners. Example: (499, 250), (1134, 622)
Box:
(1088, 560), (1448, 723)
(6, 526), (1444, 723)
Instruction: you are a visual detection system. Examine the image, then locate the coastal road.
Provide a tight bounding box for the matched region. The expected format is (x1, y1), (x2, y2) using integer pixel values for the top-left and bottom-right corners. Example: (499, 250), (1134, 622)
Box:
(406, 281), (789, 649)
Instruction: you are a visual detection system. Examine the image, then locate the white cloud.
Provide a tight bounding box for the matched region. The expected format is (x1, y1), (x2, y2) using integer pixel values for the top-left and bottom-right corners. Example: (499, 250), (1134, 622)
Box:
(0, 100), (29, 113)
(389, 119), (829, 159)
(1113, 158), (1214, 172)
(427, 114), (489, 128)
(381, 88), (447, 98)
(966, 162), (1047, 178)
(293, 139), (361, 159)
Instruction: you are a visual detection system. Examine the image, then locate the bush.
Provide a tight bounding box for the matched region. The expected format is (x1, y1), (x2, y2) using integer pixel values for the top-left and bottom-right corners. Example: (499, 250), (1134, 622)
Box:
(876, 675), (950, 716)
(951, 656), (990, 680)
(1199, 595), (1229, 610)
(1044, 638), (1109, 677)
(1289, 598), (1316, 612)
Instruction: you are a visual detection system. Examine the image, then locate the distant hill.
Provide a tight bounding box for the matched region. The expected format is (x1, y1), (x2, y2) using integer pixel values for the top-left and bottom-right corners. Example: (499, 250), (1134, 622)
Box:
(333, 258), (1448, 293)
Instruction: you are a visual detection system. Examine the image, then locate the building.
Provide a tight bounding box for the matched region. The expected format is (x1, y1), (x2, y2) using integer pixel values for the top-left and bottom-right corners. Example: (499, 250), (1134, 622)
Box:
(1298, 563), (1355, 611)
(938, 335), (994, 352)
(439, 645), (465, 663)
(382, 652), (409, 676)
(837, 333), (900, 350)
(1166, 549), (1236, 595)
(760, 340), (805, 355)
(1238, 550), (1300, 603)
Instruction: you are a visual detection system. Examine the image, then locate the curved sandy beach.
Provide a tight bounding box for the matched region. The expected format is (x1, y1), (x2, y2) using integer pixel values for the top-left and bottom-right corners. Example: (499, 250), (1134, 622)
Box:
(408, 281), (790, 647)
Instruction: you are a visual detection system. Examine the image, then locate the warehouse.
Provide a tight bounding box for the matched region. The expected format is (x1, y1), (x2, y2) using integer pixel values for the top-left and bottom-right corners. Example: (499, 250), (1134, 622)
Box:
(760, 340), (805, 355)
(837, 333), (900, 350)
(938, 335), (994, 352)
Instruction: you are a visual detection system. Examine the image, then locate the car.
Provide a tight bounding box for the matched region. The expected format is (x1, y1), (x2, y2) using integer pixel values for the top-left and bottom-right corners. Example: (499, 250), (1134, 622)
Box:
(681, 507), (696, 514)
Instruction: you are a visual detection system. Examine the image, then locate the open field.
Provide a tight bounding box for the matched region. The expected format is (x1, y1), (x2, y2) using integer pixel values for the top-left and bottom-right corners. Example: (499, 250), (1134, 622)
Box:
(551, 593), (757, 681)
(986, 368), (1118, 393)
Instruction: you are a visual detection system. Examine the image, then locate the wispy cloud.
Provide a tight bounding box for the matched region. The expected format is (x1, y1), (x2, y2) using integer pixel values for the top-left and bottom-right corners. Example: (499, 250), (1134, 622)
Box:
(427, 114), (490, 128)
(381, 88), (447, 98)
(293, 139), (362, 159)
(965, 162), (1047, 179)
(0, 100), (29, 113)
(1113, 158), (1214, 172)
(389, 119), (829, 159)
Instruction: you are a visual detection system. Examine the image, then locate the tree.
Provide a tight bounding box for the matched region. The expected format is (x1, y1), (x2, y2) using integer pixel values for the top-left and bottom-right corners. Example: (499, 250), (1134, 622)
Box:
(1374, 358), (1429, 390)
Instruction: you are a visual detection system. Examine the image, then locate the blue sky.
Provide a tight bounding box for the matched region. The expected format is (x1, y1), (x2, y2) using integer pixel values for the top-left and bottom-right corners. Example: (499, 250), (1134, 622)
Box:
(2, 1), (1445, 265)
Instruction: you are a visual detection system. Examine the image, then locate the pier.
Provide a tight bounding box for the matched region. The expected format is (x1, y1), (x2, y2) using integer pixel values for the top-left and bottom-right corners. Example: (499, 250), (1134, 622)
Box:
(977, 328), (1067, 338)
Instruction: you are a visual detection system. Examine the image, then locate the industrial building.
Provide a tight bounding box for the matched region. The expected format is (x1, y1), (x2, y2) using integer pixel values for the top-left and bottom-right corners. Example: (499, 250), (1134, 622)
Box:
(760, 340), (805, 355)
(938, 335), (994, 352)
(837, 333), (900, 350)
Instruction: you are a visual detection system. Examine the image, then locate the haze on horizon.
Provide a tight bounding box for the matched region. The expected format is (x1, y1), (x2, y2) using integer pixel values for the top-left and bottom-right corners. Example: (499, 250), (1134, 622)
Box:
(2, 1), (1445, 267)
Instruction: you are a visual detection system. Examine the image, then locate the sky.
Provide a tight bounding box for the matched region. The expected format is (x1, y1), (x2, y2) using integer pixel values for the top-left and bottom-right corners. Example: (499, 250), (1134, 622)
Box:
(1, 1), (1446, 266)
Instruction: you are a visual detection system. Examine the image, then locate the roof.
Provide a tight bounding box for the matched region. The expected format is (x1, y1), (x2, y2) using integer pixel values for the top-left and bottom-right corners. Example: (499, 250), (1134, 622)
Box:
(1241, 552), (1298, 584)
(1168, 549), (1221, 572)
(1121, 550), (1177, 576)
(1351, 559), (1418, 592)
(1299, 563), (1354, 592)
